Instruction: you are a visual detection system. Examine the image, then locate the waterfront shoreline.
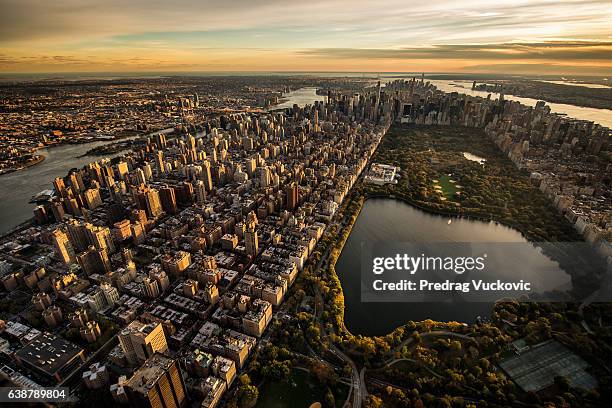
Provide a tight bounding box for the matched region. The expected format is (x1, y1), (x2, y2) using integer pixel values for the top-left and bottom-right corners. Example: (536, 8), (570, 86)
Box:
(0, 129), (162, 177)
(0, 153), (46, 176)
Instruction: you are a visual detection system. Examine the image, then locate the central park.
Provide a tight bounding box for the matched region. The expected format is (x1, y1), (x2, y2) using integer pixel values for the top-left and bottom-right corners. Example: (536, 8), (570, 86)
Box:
(226, 124), (610, 408)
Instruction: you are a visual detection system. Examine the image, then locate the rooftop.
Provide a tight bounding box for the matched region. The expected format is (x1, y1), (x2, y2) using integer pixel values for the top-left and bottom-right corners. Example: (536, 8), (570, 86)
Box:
(15, 332), (84, 377)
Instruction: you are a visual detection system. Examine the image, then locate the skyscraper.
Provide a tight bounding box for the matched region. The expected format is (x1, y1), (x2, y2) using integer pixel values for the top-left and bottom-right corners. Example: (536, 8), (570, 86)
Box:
(83, 188), (103, 210)
(244, 211), (259, 257)
(202, 160), (213, 191)
(124, 353), (186, 408)
(135, 168), (147, 185)
(245, 156), (256, 176)
(118, 321), (168, 365)
(50, 229), (75, 265)
(285, 182), (299, 211)
(76, 246), (111, 276)
(116, 161), (129, 180)
(154, 133), (167, 149)
(86, 224), (115, 254)
(159, 185), (178, 214)
(53, 177), (66, 197)
(194, 180), (207, 205)
(156, 151), (165, 174)
(136, 187), (163, 219)
(66, 219), (89, 252)
(142, 277), (160, 299)
(259, 166), (271, 187)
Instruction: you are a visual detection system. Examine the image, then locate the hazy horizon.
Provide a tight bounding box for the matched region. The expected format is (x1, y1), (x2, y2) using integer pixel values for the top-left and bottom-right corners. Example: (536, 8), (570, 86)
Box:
(1, 0), (611, 75)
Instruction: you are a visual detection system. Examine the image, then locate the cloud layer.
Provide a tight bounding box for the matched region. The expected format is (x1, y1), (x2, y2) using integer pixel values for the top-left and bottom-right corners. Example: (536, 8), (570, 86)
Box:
(0, 0), (610, 74)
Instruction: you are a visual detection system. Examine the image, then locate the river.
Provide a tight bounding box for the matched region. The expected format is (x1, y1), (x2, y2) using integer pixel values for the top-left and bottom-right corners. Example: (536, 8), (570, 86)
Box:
(335, 198), (573, 336)
(538, 80), (611, 89)
(271, 87), (326, 110)
(0, 128), (173, 234)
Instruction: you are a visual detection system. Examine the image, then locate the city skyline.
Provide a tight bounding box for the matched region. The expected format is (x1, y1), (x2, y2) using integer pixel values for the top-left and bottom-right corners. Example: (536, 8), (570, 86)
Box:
(1, 0), (612, 75)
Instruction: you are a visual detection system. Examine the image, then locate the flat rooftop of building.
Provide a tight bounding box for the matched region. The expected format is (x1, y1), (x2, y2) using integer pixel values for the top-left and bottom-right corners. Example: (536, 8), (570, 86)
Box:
(125, 353), (175, 394)
(15, 332), (84, 377)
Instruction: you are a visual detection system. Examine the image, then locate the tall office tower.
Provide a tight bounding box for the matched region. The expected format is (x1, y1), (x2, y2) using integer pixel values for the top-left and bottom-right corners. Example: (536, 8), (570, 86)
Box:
(209, 147), (218, 164)
(87, 162), (102, 185)
(260, 166), (271, 187)
(67, 197), (82, 216)
(77, 246), (111, 276)
(121, 247), (133, 264)
(113, 219), (132, 242)
(156, 151), (165, 174)
(131, 209), (148, 224)
(233, 165), (248, 184)
(185, 164), (201, 181)
(108, 183), (122, 204)
(131, 222), (146, 245)
(83, 188), (103, 210)
(86, 224), (116, 254)
(244, 226), (258, 258)
(118, 321), (168, 365)
(100, 283), (119, 307)
(149, 268), (170, 292)
(313, 109), (319, 132)
(187, 135), (196, 152)
(116, 161), (129, 180)
(53, 177), (66, 197)
(51, 229), (75, 264)
(177, 181), (193, 205)
(124, 354), (186, 408)
(47, 200), (65, 222)
(202, 161), (213, 191)
(135, 168), (147, 185)
(101, 163), (115, 180)
(244, 211), (259, 257)
(142, 277), (160, 299)
(66, 219), (89, 252)
(242, 136), (254, 151)
(69, 171), (85, 193)
(155, 133), (167, 149)
(194, 180), (207, 205)
(245, 156), (256, 176)
(215, 164), (226, 186)
(136, 187), (163, 219)
(33, 205), (48, 225)
(159, 186), (178, 214)
(142, 162), (153, 180)
(285, 182), (299, 211)
(245, 209), (258, 228)
(104, 171), (116, 190)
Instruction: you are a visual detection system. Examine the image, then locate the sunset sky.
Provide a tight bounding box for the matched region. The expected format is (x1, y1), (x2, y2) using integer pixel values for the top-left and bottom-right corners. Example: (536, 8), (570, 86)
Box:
(1, 0), (611, 75)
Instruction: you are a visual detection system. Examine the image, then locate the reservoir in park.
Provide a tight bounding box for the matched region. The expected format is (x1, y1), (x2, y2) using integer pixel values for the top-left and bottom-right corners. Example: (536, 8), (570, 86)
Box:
(335, 198), (577, 336)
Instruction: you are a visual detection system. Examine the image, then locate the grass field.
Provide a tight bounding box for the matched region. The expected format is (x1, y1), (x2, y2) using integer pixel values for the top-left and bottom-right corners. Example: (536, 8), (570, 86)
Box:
(435, 174), (459, 200)
(256, 369), (348, 408)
